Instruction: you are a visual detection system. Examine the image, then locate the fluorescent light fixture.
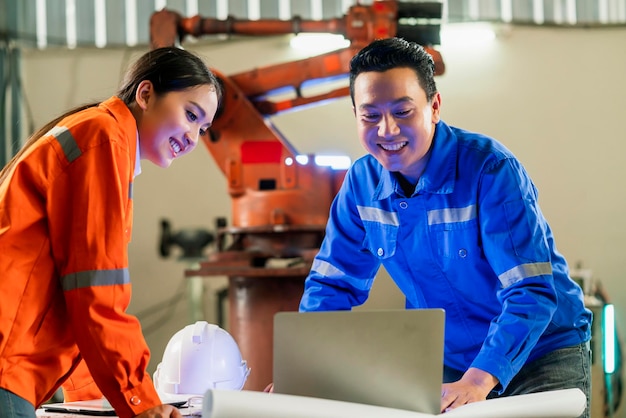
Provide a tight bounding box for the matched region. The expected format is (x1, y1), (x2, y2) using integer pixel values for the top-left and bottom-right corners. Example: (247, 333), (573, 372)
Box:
(295, 155), (309, 165)
(286, 155), (350, 170)
(604, 303), (616, 374)
(533, 0), (545, 24)
(278, 0), (291, 20)
(290, 33), (350, 54)
(36, 0), (47, 49)
(94, 0), (107, 48)
(565, 0), (577, 25)
(285, 154), (352, 170)
(440, 22), (496, 47)
(311, 0), (323, 20)
(216, 0), (228, 20)
(126, 0), (138, 47)
(186, 0), (198, 17)
(314, 155), (351, 170)
(500, 0), (513, 23)
(248, 0), (261, 21)
(65, 0), (77, 48)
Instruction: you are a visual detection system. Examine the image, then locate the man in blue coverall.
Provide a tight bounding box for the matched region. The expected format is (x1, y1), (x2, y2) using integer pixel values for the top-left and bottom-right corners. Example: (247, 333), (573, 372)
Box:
(299, 37), (592, 416)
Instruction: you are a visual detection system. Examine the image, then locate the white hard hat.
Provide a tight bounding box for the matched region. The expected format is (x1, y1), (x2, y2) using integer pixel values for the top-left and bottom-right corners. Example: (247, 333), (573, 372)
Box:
(153, 321), (250, 401)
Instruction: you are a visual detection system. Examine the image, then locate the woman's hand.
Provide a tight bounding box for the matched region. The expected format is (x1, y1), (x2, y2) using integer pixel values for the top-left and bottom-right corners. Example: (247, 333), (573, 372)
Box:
(135, 404), (183, 418)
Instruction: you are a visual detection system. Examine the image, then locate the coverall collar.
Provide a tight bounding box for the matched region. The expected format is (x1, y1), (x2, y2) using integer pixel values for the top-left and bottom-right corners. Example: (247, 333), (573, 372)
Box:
(374, 121), (458, 200)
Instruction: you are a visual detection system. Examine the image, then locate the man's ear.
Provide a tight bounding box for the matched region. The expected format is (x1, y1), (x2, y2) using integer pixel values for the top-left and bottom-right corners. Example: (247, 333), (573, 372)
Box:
(135, 80), (154, 111)
(431, 92), (442, 123)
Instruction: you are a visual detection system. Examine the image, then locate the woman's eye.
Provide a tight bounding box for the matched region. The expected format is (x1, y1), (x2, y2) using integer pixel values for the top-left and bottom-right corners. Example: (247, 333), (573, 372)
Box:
(186, 110), (198, 122)
(199, 128), (208, 136)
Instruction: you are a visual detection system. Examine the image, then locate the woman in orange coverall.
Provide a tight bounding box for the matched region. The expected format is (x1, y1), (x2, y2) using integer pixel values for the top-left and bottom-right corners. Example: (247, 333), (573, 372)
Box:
(0, 47), (220, 418)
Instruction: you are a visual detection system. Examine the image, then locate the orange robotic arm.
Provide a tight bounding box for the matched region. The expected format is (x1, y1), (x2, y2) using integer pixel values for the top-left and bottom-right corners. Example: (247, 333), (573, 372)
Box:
(150, 0), (444, 231)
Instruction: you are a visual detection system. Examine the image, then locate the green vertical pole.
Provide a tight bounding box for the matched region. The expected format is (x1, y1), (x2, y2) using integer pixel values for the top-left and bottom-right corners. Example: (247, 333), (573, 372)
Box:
(9, 46), (21, 156)
(1, 0), (19, 168)
(0, 46), (7, 168)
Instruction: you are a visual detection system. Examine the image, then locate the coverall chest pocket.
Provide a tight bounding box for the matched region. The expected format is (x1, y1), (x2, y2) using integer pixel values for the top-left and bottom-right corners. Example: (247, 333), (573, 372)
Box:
(362, 221), (398, 260)
(430, 219), (479, 267)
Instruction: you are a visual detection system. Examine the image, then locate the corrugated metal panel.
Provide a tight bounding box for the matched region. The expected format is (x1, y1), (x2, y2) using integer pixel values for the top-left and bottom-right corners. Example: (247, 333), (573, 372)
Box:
(1, 0), (625, 49)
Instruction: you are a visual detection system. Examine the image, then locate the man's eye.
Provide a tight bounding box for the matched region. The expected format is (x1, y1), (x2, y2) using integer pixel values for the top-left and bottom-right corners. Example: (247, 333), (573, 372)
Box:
(362, 114), (379, 121)
(395, 109), (411, 117)
(187, 110), (198, 122)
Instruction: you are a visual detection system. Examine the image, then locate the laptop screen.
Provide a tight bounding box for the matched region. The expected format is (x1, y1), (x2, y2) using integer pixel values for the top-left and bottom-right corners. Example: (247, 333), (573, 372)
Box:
(273, 309), (445, 414)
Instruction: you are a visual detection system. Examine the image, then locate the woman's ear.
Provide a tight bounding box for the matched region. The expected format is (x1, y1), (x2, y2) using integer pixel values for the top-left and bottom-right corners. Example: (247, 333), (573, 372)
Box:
(135, 80), (154, 111)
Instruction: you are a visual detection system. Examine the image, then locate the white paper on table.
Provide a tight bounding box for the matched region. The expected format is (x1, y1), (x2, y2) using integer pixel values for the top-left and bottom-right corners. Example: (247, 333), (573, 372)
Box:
(202, 387), (586, 418)
(203, 389), (434, 418)
(442, 388), (586, 418)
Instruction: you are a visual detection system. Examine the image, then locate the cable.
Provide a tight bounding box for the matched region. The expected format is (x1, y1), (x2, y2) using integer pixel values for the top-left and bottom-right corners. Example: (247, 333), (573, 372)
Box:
(135, 278), (187, 336)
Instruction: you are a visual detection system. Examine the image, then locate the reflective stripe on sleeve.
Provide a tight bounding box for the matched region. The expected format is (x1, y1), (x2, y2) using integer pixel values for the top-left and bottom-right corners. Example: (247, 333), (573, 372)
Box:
(61, 269), (130, 291)
(427, 205), (476, 225)
(49, 126), (82, 163)
(356, 206), (399, 226)
(312, 259), (347, 279)
(128, 181), (133, 199)
(498, 262), (553, 288)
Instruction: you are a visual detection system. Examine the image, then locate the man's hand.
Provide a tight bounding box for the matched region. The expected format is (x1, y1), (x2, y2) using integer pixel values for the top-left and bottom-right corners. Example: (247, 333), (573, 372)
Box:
(440, 368), (498, 413)
(135, 404), (183, 418)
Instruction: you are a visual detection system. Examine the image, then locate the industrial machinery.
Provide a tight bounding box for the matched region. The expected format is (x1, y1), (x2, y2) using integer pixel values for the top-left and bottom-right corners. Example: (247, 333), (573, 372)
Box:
(150, 0), (445, 391)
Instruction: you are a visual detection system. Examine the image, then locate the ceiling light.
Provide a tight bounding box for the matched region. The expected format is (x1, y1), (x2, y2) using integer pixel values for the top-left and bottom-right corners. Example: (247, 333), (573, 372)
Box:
(440, 22), (496, 47)
(289, 33), (350, 54)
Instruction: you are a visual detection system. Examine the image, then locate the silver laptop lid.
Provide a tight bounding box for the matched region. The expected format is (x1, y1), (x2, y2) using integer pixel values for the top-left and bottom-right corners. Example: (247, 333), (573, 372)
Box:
(273, 309), (445, 414)
(42, 398), (187, 416)
(42, 399), (117, 416)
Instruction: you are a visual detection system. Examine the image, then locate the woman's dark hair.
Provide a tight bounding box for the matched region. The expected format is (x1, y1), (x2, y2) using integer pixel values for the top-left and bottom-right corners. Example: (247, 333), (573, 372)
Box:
(117, 47), (221, 105)
(349, 37), (437, 105)
(0, 47), (220, 185)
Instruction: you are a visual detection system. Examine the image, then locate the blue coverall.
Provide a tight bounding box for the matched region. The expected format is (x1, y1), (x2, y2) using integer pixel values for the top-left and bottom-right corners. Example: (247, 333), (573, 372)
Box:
(300, 120), (592, 391)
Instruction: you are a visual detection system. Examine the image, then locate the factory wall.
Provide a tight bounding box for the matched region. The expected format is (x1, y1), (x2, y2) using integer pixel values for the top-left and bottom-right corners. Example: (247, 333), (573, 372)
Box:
(19, 24), (626, 413)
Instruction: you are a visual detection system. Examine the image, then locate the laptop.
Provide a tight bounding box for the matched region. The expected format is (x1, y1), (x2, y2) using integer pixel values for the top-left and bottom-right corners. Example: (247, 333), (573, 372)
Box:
(273, 309), (445, 414)
(42, 399), (119, 416)
(42, 398), (188, 416)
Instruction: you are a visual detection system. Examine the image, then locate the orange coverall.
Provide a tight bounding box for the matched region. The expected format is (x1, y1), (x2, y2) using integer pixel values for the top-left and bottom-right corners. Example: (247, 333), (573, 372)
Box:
(0, 96), (161, 418)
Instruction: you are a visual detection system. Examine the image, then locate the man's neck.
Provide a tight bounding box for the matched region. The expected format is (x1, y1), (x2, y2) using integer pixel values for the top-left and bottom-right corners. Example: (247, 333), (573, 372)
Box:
(394, 172), (416, 197)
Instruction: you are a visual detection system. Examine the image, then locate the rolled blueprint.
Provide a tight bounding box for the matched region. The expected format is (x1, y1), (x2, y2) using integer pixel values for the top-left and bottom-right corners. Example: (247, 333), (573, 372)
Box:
(202, 387), (586, 418)
(443, 388), (587, 418)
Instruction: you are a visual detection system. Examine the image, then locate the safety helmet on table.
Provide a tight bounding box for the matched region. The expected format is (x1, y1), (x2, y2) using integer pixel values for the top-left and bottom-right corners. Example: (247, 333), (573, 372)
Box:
(153, 321), (250, 401)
